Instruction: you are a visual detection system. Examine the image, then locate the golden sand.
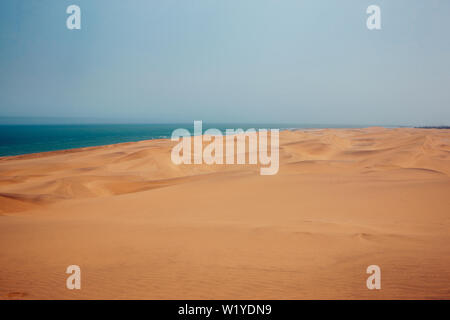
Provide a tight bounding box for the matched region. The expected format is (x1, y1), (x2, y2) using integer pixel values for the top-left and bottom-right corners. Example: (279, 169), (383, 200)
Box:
(0, 128), (449, 299)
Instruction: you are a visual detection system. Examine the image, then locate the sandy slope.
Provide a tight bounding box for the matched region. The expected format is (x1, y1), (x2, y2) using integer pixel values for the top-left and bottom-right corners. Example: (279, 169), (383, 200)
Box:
(0, 128), (449, 299)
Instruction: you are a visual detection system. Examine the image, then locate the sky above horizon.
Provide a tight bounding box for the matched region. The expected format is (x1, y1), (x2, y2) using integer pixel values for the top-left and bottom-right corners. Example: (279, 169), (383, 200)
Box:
(0, 0), (449, 126)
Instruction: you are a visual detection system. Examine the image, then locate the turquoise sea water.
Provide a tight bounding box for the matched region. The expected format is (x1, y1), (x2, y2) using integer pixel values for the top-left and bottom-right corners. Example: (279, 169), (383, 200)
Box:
(0, 123), (364, 157)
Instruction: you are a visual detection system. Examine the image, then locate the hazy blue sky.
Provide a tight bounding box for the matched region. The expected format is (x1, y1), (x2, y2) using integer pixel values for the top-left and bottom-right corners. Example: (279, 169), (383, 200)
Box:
(0, 0), (449, 125)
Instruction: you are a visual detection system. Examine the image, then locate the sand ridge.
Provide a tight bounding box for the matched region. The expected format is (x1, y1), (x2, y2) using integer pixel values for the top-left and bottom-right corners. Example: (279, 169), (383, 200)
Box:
(0, 128), (449, 299)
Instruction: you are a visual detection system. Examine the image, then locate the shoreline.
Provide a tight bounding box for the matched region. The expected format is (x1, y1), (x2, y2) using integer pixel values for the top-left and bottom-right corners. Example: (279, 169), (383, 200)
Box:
(0, 124), (419, 159)
(0, 126), (433, 160)
(0, 137), (170, 161)
(0, 127), (295, 160)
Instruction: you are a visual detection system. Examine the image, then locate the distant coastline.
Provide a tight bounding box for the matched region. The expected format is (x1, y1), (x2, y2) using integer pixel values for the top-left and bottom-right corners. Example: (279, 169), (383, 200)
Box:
(1, 123), (447, 158)
(0, 123), (373, 157)
(415, 126), (450, 129)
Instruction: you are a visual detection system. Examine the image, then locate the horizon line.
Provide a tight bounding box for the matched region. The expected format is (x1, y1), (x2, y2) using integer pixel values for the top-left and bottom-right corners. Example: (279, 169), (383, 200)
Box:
(0, 116), (428, 128)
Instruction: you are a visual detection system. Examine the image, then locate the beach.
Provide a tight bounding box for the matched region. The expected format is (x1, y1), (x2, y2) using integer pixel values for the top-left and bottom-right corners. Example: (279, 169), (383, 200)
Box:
(0, 127), (449, 299)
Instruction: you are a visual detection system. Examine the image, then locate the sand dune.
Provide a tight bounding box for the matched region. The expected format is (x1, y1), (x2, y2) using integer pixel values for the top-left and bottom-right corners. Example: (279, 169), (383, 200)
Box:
(0, 128), (449, 299)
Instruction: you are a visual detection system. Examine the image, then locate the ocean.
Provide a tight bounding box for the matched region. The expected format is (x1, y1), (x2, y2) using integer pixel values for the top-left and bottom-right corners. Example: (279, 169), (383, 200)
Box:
(0, 123), (364, 157)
